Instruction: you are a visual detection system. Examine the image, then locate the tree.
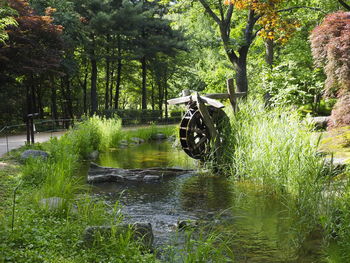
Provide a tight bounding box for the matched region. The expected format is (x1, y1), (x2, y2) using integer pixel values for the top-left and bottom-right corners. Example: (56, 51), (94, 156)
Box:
(338, 0), (350, 11)
(176, 0), (313, 93)
(0, 1), (17, 44)
(0, 0), (63, 125)
(311, 11), (350, 127)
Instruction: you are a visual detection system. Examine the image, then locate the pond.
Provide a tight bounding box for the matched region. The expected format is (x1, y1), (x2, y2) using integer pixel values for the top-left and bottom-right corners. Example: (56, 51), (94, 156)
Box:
(91, 141), (336, 262)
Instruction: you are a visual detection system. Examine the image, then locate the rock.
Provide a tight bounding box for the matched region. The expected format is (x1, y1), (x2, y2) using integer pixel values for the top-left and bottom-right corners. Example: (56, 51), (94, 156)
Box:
(324, 157), (348, 170)
(167, 135), (176, 142)
(39, 197), (64, 210)
(83, 222), (154, 249)
(178, 219), (198, 230)
(130, 137), (145, 144)
(88, 163), (193, 184)
(21, 150), (49, 161)
(311, 116), (330, 129)
(119, 140), (129, 148)
(151, 133), (166, 140)
(143, 175), (162, 182)
(88, 150), (99, 160)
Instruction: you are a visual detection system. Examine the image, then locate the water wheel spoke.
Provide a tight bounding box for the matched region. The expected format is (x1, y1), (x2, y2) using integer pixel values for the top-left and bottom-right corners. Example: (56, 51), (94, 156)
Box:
(190, 127), (206, 135)
(193, 135), (207, 150)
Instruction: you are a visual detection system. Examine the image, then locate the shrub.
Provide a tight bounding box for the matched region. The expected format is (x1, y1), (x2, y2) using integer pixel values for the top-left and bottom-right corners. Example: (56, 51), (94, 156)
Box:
(329, 95), (350, 128)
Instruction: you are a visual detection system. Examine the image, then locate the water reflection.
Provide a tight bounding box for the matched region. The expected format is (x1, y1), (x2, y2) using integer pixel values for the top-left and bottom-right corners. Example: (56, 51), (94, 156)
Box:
(92, 142), (330, 262)
(97, 142), (195, 169)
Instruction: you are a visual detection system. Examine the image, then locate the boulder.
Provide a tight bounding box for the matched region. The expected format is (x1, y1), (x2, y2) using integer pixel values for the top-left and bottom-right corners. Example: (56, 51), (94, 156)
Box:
(143, 175), (162, 182)
(87, 163), (193, 183)
(21, 150), (49, 161)
(88, 150), (99, 160)
(167, 135), (176, 142)
(130, 137), (145, 144)
(119, 140), (129, 148)
(311, 116), (330, 129)
(83, 222), (154, 249)
(324, 157), (348, 171)
(178, 219), (198, 230)
(150, 133), (166, 140)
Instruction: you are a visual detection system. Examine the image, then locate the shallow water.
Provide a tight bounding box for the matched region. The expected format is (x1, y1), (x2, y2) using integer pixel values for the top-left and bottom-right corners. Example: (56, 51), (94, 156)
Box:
(91, 141), (334, 262)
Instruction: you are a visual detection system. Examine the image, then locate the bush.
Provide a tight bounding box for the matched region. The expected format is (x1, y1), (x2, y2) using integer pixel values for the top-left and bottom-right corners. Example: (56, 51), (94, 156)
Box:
(101, 109), (162, 124)
(329, 94), (350, 128)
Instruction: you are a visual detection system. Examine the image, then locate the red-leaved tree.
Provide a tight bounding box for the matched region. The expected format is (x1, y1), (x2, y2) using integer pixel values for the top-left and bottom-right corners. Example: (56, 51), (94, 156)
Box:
(310, 12), (350, 127)
(0, 0), (63, 76)
(0, 0), (63, 123)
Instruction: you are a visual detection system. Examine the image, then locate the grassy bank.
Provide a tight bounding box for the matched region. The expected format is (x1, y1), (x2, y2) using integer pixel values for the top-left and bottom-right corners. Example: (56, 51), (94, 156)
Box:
(0, 117), (232, 263)
(225, 99), (350, 259)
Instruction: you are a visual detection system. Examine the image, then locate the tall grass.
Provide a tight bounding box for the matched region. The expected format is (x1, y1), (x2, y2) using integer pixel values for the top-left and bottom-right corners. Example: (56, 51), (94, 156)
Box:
(20, 116), (123, 210)
(223, 99), (334, 246)
(227, 100), (327, 194)
(123, 124), (176, 142)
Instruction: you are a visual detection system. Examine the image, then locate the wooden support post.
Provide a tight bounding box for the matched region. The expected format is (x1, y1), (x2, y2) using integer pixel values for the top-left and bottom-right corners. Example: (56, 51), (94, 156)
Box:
(227, 78), (237, 113)
(196, 92), (220, 163)
(195, 93), (217, 139)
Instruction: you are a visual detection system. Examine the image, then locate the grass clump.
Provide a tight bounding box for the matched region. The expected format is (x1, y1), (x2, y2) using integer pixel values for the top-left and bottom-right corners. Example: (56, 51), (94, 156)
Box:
(124, 125), (176, 142)
(0, 117), (165, 262)
(224, 99), (333, 247)
(227, 99), (327, 196)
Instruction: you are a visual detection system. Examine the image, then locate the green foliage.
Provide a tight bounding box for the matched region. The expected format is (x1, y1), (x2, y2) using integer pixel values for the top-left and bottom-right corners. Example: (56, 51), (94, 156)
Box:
(124, 125), (176, 142)
(103, 109), (163, 124)
(261, 62), (325, 106)
(165, 229), (234, 263)
(0, 4), (17, 44)
(227, 100), (326, 195)
(0, 194), (157, 263)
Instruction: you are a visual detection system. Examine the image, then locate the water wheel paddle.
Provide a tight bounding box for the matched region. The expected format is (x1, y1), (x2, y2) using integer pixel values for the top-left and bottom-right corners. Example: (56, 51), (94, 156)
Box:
(179, 106), (229, 160)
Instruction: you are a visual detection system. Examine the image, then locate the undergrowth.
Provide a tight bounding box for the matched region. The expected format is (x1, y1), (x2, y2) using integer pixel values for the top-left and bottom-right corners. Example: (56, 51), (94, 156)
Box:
(225, 99), (350, 260)
(0, 117), (228, 262)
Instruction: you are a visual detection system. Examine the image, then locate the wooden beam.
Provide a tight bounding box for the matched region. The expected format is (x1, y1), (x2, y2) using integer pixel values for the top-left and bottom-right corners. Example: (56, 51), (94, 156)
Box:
(200, 96), (225, 108)
(195, 92), (218, 139)
(167, 94), (225, 109)
(167, 95), (192, 105)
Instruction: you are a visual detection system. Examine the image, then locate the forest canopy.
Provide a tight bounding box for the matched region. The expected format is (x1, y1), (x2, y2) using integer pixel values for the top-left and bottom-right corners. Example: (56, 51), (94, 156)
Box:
(0, 0), (349, 126)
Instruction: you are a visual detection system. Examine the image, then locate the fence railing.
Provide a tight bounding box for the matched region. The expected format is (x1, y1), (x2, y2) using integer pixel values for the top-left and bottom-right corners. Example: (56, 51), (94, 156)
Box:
(0, 116), (181, 156)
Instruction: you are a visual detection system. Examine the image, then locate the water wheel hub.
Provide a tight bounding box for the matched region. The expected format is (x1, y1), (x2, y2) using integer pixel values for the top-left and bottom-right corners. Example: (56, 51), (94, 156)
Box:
(179, 106), (229, 160)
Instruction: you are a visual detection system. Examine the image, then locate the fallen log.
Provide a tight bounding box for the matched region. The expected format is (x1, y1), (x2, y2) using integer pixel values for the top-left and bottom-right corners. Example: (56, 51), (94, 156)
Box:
(87, 162), (193, 184)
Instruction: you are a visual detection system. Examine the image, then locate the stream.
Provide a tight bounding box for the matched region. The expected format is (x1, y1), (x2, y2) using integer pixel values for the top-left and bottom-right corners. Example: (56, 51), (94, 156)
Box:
(90, 141), (336, 262)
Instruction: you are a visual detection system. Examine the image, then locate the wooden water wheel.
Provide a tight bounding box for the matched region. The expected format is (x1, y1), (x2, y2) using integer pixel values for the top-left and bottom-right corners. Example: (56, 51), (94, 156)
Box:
(179, 106), (229, 160)
(167, 80), (246, 162)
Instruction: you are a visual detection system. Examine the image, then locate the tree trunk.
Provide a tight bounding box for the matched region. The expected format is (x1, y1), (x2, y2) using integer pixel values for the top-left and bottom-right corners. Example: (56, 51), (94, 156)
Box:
(90, 51), (98, 115)
(37, 79), (44, 119)
(164, 68), (168, 120)
(110, 60), (115, 108)
(141, 56), (147, 110)
(265, 38), (274, 67)
(151, 81), (155, 111)
(26, 82), (31, 144)
(50, 75), (58, 122)
(64, 76), (74, 120)
(105, 35), (110, 110)
(115, 35), (122, 110)
(82, 68), (88, 115)
(235, 54), (248, 93)
(157, 77), (163, 116)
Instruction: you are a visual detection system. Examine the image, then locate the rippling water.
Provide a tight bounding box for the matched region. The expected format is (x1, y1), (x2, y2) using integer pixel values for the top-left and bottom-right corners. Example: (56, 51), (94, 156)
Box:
(89, 141), (336, 262)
